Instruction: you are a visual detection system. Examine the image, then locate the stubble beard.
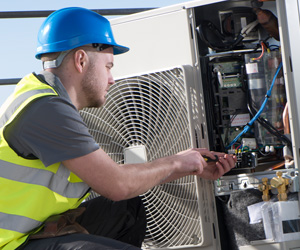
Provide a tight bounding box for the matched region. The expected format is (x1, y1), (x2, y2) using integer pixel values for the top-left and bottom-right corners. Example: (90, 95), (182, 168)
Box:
(82, 65), (105, 108)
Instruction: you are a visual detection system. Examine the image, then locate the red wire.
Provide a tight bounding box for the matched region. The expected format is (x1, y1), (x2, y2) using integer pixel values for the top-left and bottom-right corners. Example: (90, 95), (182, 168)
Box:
(252, 42), (266, 61)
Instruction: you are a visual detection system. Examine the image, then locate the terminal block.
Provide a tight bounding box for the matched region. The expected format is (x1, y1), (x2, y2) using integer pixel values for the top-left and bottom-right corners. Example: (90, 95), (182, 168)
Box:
(235, 151), (257, 169)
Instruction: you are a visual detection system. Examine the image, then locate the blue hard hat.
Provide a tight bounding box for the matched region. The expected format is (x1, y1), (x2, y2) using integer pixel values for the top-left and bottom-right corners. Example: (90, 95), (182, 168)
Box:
(35, 7), (129, 59)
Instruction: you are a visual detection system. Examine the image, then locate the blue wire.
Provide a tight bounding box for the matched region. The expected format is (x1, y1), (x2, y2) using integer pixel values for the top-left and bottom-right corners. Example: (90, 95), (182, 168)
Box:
(226, 62), (283, 149)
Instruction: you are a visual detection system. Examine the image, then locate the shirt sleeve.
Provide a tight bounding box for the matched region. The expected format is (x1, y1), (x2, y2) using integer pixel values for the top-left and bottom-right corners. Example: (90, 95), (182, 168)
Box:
(4, 96), (100, 167)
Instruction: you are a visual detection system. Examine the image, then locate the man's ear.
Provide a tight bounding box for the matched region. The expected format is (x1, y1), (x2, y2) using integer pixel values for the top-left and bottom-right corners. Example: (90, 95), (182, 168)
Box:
(74, 49), (87, 73)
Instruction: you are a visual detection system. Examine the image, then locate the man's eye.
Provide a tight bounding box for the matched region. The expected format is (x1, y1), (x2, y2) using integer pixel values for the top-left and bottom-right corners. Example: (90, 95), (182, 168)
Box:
(106, 63), (114, 69)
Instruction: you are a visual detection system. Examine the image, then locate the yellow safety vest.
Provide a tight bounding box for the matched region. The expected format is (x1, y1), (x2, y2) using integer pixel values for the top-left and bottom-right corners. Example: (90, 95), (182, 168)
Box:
(0, 73), (90, 250)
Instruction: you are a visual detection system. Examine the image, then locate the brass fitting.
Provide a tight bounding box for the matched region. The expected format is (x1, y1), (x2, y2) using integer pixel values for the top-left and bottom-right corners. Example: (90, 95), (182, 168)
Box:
(270, 171), (289, 201)
(258, 177), (271, 201)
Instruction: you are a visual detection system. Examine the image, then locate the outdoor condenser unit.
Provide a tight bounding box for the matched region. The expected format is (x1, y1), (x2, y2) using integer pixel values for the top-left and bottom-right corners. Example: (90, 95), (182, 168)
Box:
(81, 0), (300, 249)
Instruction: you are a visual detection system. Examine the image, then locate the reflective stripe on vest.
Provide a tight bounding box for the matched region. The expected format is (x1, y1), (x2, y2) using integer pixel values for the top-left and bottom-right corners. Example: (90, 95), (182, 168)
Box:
(0, 73), (90, 249)
(0, 160), (88, 198)
(0, 88), (55, 128)
(0, 212), (41, 234)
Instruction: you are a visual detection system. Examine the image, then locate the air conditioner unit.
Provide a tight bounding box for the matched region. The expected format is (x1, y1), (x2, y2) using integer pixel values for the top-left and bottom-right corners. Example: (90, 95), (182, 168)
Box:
(81, 65), (219, 249)
(81, 0), (300, 249)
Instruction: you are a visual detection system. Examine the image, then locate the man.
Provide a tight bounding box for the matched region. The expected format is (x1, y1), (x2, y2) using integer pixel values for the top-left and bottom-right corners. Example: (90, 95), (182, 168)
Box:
(0, 7), (236, 250)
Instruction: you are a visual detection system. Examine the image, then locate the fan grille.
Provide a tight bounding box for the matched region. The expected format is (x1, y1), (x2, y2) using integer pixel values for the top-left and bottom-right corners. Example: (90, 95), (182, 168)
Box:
(80, 67), (204, 248)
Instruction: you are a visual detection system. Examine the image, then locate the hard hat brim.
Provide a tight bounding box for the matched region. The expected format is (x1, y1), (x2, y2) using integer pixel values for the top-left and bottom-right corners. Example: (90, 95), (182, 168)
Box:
(112, 44), (130, 55)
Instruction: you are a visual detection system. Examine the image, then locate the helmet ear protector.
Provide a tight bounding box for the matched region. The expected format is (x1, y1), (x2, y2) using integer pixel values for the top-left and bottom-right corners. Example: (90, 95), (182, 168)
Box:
(42, 50), (71, 69)
(36, 7), (129, 60)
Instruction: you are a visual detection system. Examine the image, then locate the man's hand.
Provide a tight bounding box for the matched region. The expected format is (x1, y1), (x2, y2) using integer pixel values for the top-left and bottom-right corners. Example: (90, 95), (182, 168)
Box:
(198, 153), (237, 180)
(178, 148), (236, 180)
(161, 148), (236, 183)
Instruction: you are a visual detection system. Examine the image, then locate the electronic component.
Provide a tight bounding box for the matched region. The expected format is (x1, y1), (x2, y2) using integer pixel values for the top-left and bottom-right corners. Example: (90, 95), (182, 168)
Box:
(235, 151), (257, 169)
(213, 61), (243, 88)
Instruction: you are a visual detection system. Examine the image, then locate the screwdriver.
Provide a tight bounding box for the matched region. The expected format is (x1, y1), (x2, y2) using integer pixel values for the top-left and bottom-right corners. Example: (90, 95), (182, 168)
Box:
(204, 155), (219, 162)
